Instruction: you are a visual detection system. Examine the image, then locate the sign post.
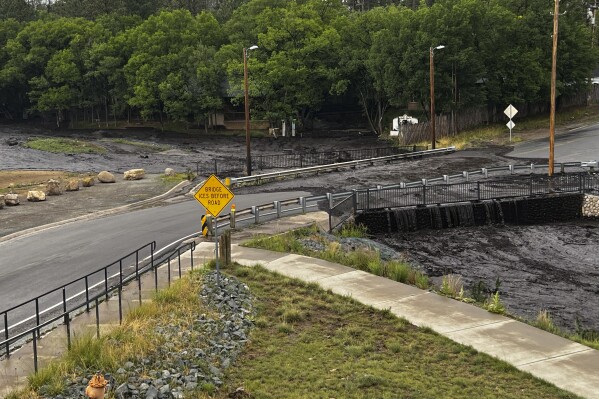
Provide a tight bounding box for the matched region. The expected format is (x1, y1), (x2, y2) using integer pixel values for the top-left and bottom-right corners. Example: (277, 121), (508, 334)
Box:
(504, 104), (518, 142)
(194, 175), (235, 285)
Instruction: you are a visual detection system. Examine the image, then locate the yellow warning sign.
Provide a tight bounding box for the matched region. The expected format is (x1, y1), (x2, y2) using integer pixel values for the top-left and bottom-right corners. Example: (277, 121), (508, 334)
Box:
(194, 175), (235, 217)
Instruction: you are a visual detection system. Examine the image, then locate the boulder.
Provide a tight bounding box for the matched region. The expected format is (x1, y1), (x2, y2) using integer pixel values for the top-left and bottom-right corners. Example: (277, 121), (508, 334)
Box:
(27, 190), (46, 202)
(46, 179), (62, 195)
(124, 168), (145, 180)
(0, 195), (4, 209)
(5, 193), (20, 206)
(65, 179), (80, 191)
(164, 168), (175, 176)
(82, 177), (95, 187)
(97, 171), (116, 183)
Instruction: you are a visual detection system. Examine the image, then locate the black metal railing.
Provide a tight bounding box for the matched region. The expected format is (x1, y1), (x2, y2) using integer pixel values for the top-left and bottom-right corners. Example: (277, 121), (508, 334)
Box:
(329, 194), (354, 232)
(254, 146), (426, 170)
(195, 145), (428, 177)
(0, 240), (197, 372)
(355, 173), (599, 211)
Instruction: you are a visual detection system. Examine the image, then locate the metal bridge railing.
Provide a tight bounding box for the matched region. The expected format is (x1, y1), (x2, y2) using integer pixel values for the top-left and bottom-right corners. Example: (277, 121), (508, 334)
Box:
(0, 240), (196, 372)
(195, 145), (429, 177)
(355, 173), (599, 211)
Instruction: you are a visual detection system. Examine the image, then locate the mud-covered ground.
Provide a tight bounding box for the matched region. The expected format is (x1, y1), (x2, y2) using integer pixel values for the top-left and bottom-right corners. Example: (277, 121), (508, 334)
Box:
(377, 221), (599, 333)
(1, 123), (598, 333)
(0, 125), (388, 174)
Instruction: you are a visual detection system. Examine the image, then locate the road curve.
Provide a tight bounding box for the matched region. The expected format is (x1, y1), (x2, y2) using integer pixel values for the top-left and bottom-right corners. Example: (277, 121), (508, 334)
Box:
(0, 191), (311, 312)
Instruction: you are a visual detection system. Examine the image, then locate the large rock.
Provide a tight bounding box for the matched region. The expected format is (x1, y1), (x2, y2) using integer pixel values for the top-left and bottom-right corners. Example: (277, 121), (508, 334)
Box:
(164, 168), (175, 176)
(124, 168), (145, 180)
(97, 171), (116, 183)
(82, 177), (95, 187)
(5, 193), (20, 206)
(0, 195), (4, 209)
(46, 179), (62, 195)
(27, 190), (46, 202)
(65, 179), (80, 191)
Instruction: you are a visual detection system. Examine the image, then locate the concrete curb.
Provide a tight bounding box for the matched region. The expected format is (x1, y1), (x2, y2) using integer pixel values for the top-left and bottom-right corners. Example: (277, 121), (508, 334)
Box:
(0, 179), (192, 244)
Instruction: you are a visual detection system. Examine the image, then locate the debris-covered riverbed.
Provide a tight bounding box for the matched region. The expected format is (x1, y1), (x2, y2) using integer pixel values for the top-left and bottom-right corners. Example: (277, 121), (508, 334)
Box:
(2, 124), (598, 333)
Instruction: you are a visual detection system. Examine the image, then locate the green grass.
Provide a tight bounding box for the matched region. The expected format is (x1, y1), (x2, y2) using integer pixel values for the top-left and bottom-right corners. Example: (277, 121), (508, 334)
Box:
(244, 225), (427, 290)
(335, 222), (368, 238)
(244, 226), (599, 351)
(24, 137), (107, 154)
(219, 265), (579, 399)
(6, 271), (210, 399)
(102, 138), (170, 152)
(161, 171), (193, 184)
(7, 263), (582, 399)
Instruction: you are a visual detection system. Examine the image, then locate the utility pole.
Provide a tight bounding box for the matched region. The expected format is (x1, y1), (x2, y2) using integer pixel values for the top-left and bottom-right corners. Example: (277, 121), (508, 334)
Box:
(429, 45), (445, 150)
(590, 1), (598, 47)
(549, 0), (560, 177)
(243, 45), (258, 176)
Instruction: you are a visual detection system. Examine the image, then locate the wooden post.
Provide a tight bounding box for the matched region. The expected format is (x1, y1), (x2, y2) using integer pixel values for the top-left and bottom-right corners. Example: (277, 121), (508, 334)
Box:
(219, 230), (231, 266)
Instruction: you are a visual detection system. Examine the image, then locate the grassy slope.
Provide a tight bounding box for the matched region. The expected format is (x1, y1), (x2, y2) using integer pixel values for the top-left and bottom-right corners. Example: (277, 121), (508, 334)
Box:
(6, 265), (579, 399)
(220, 265), (578, 399)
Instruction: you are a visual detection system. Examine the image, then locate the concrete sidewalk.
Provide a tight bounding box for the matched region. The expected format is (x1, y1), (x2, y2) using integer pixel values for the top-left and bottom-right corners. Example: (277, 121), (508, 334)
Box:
(2, 211), (598, 398)
(204, 212), (599, 399)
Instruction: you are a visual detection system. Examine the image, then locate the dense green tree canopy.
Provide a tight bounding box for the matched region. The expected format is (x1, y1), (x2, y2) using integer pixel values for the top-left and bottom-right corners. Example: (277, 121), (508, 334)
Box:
(0, 0), (596, 133)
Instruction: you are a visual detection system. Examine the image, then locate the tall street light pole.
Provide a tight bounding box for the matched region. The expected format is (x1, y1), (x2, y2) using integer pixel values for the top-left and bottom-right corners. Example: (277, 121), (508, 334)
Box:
(549, 0), (559, 177)
(429, 45), (445, 150)
(244, 45), (258, 176)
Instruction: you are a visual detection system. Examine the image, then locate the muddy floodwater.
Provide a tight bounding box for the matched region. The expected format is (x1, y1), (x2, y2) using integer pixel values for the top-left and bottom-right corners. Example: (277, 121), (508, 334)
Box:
(377, 220), (599, 333)
(2, 123), (599, 334)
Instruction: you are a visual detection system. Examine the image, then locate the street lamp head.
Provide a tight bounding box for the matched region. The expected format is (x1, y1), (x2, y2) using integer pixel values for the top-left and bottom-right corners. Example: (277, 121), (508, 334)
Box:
(435, 45), (446, 50)
(248, 45), (259, 51)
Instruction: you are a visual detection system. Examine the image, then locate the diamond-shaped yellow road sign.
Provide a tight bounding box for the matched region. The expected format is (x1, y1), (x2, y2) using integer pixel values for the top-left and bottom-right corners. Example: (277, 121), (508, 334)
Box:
(194, 175), (235, 217)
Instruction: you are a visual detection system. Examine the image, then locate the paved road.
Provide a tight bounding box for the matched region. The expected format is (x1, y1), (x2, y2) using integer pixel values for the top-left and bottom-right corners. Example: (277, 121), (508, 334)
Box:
(0, 191), (311, 313)
(507, 122), (599, 162)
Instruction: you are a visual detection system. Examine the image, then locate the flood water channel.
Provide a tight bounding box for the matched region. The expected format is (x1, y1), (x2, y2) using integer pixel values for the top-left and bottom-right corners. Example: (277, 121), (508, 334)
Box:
(377, 217), (599, 334)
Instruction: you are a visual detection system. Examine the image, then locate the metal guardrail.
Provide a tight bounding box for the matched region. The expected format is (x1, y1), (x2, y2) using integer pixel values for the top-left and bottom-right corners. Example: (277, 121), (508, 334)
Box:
(204, 160), (593, 234)
(229, 147), (456, 186)
(254, 146), (427, 170)
(195, 145), (429, 177)
(355, 173), (599, 210)
(0, 241), (196, 371)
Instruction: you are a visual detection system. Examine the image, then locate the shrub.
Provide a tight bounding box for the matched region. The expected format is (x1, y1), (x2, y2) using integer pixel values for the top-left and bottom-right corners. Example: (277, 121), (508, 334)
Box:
(387, 261), (411, 283)
(534, 310), (560, 334)
(415, 273), (429, 290)
(336, 223), (368, 238)
(484, 292), (506, 314)
(440, 274), (463, 298)
(469, 280), (488, 303)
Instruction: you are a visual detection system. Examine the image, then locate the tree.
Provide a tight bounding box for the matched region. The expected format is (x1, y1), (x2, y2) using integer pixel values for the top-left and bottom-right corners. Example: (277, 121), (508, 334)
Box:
(334, 6), (414, 135)
(1, 16), (103, 123)
(122, 10), (224, 125)
(224, 0), (347, 129)
(0, 0), (36, 22)
(0, 19), (23, 118)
